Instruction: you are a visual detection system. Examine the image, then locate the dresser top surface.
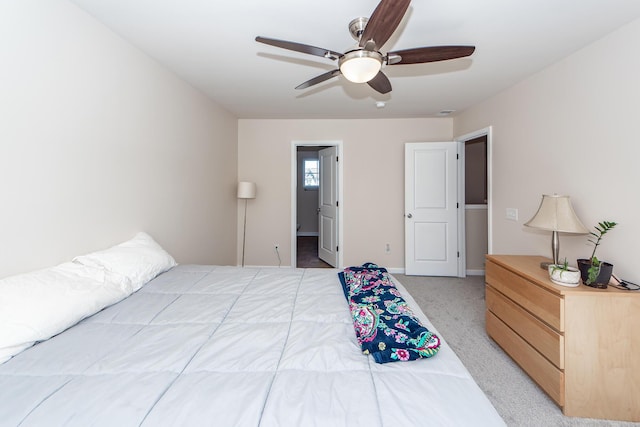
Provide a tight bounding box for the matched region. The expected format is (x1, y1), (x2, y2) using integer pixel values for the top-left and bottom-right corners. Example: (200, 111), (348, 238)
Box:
(486, 255), (637, 296)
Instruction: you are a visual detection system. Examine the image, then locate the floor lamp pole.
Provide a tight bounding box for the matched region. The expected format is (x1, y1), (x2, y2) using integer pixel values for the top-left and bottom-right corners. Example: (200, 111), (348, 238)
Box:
(237, 181), (256, 267)
(241, 198), (248, 267)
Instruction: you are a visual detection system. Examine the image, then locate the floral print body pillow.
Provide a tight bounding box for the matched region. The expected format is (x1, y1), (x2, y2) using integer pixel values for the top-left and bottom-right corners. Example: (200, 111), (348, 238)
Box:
(338, 263), (441, 363)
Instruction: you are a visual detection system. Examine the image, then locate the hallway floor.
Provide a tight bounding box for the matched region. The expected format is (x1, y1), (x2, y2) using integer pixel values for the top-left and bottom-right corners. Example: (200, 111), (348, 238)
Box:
(296, 236), (332, 268)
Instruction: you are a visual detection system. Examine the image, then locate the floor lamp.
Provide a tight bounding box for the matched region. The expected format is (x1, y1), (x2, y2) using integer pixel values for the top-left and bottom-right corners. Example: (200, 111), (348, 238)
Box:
(237, 182), (257, 267)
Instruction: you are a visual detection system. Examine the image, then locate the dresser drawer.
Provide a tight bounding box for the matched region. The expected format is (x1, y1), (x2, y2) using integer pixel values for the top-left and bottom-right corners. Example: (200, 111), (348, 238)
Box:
(486, 310), (564, 406)
(486, 260), (563, 331)
(486, 285), (564, 369)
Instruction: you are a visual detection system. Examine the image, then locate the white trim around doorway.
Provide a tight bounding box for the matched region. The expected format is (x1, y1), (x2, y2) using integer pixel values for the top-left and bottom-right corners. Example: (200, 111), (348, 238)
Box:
(455, 126), (493, 266)
(291, 140), (344, 269)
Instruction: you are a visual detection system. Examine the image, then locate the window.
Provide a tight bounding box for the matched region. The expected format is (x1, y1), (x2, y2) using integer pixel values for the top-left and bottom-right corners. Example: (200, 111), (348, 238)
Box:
(303, 159), (319, 189)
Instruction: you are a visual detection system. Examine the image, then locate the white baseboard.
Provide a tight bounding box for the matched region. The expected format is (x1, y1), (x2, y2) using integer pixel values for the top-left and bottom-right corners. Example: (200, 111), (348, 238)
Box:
(466, 269), (485, 276)
(239, 264), (293, 269)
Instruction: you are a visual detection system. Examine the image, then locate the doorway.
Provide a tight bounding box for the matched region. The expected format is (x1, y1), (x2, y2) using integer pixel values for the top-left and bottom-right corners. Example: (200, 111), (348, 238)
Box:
(404, 129), (491, 277)
(291, 141), (343, 268)
(457, 127), (492, 275)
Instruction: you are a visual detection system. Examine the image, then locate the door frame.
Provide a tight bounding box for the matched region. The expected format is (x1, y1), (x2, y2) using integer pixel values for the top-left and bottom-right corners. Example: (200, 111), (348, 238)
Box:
(455, 126), (493, 273)
(291, 140), (343, 268)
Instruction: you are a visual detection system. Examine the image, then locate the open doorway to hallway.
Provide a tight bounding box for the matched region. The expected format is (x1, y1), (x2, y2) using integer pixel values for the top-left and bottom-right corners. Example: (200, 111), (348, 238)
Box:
(457, 127), (492, 276)
(292, 141), (343, 269)
(295, 146), (332, 268)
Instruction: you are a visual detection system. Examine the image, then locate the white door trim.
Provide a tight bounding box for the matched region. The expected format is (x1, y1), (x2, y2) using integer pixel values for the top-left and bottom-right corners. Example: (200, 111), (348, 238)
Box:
(455, 126), (493, 258)
(457, 140), (466, 277)
(291, 140), (343, 269)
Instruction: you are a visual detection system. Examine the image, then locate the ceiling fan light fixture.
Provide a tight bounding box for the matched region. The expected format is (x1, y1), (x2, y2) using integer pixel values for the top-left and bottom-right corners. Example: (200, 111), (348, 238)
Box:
(339, 50), (382, 83)
(256, 0), (475, 94)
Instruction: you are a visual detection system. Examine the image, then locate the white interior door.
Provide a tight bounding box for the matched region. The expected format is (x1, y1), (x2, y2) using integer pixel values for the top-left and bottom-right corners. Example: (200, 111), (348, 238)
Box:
(405, 142), (459, 276)
(318, 146), (338, 267)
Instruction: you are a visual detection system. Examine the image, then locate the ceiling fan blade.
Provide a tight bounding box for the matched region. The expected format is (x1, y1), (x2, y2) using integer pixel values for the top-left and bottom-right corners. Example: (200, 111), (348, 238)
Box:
(256, 36), (343, 61)
(359, 0), (410, 51)
(387, 46), (476, 65)
(367, 71), (392, 94)
(296, 69), (342, 90)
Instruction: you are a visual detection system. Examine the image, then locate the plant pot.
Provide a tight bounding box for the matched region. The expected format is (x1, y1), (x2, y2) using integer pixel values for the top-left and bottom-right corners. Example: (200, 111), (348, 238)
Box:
(577, 258), (613, 289)
(547, 264), (580, 287)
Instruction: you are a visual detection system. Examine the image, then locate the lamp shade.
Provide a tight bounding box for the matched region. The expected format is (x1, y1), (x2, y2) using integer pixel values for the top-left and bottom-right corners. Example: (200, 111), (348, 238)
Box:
(237, 182), (256, 199)
(524, 194), (587, 234)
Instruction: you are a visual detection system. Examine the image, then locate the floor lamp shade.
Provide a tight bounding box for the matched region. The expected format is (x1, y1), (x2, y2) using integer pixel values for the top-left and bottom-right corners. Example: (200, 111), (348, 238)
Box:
(524, 194), (588, 266)
(237, 182), (256, 199)
(238, 182), (256, 267)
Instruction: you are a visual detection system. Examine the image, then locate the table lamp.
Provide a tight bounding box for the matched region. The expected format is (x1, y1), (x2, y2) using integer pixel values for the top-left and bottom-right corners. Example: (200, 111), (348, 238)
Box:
(524, 194), (588, 268)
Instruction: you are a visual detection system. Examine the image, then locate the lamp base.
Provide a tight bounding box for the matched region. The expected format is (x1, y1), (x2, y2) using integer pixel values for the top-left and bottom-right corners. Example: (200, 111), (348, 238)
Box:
(539, 261), (552, 270)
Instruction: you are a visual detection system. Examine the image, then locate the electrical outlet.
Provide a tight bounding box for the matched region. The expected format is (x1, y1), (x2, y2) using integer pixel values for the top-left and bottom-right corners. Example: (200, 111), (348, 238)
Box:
(385, 243), (391, 253)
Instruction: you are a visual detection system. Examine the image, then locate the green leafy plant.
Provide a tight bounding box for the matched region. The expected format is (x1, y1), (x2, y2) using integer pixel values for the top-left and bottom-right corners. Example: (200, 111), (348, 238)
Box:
(587, 257), (602, 285)
(586, 221), (617, 284)
(550, 258), (570, 277)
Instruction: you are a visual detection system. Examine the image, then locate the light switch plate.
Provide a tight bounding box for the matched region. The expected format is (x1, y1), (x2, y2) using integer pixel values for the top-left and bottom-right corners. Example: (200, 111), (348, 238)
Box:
(506, 208), (518, 221)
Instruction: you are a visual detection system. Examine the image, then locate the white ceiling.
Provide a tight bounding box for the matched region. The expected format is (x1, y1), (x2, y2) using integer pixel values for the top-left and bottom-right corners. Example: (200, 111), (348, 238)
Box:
(69, 0), (640, 119)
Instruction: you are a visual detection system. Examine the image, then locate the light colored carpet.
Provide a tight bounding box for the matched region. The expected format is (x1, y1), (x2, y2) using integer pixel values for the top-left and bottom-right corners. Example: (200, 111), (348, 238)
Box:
(395, 274), (639, 427)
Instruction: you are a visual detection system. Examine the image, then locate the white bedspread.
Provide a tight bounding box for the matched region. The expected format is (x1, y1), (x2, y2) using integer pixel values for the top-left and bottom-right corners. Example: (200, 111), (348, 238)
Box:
(0, 265), (504, 426)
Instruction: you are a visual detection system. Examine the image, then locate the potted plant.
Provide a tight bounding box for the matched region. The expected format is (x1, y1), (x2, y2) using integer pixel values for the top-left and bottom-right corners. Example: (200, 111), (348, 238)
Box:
(577, 221), (617, 289)
(547, 258), (580, 287)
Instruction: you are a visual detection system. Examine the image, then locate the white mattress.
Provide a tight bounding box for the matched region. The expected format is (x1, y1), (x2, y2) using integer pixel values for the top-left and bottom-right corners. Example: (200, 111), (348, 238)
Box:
(0, 265), (504, 426)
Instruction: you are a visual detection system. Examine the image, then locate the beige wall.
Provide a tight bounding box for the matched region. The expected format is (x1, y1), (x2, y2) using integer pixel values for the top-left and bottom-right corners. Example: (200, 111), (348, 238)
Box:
(454, 17), (640, 282)
(6, 2), (636, 280)
(0, 0), (238, 278)
(238, 118), (453, 269)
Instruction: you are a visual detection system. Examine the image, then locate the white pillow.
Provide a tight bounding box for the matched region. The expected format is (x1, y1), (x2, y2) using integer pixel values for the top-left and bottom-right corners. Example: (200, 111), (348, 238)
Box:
(73, 232), (177, 291)
(0, 262), (130, 364)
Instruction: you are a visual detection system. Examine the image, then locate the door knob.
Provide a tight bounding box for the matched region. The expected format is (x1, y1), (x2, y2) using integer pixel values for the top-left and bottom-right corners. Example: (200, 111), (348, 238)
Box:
(406, 213), (413, 218)
(317, 208), (321, 214)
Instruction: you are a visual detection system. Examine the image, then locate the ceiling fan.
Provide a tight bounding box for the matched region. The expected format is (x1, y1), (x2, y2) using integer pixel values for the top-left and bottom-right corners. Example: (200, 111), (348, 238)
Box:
(255, 0), (475, 94)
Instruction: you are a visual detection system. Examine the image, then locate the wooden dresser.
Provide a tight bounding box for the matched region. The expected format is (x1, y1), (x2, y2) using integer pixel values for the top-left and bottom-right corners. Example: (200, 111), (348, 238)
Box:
(485, 255), (640, 422)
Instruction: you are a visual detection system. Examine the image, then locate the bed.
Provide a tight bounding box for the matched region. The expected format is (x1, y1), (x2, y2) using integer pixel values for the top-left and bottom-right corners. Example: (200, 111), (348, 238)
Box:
(0, 234), (504, 426)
